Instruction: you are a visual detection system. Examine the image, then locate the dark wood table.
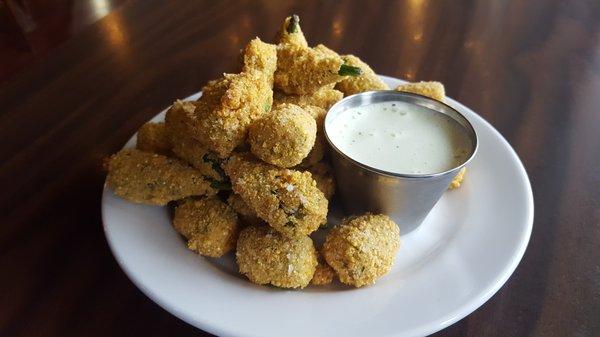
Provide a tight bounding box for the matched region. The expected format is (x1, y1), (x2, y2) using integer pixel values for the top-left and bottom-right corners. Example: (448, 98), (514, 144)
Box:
(1, 0), (599, 336)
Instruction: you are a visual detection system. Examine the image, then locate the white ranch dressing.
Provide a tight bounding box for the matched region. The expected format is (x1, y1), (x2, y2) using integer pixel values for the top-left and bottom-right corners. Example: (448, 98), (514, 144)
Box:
(328, 101), (471, 174)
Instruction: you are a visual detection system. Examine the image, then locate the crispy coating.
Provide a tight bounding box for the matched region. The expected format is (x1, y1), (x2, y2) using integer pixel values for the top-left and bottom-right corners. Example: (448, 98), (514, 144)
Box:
(297, 105), (327, 167)
(106, 149), (216, 205)
(164, 101), (224, 182)
(323, 214), (400, 287)
(275, 43), (345, 95)
(335, 54), (389, 96)
(310, 251), (335, 285)
(448, 167), (466, 190)
(173, 197), (239, 257)
(248, 104), (316, 168)
(276, 15), (308, 47)
(194, 71), (274, 157)
(396, 81), (445, 101)
(306, 162), (335, 200)
(227, 193), (262, 226)
(223, 154), (328, 237)
(136, 122), (171, 155)
(242, 37), (277, 80)
(236, 224), (317, 288)
(273, 86), (343, 110)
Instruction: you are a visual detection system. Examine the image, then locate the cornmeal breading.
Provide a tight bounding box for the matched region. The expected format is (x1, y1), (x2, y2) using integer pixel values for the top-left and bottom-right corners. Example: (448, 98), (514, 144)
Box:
(248, 103), (316, 168)
(323, 214), (400, 287)
(223, 154), (328, 237)
(173, 197), (239, 257)
(106, 149), (216, 205)
(396, 81), (445, 101)
(237, 224), (317, 288)
(336, 54), (389, 96)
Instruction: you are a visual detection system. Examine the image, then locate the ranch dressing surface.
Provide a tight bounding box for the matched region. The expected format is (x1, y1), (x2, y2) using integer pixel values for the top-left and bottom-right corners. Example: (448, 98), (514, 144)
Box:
(328, 101), (471, 174)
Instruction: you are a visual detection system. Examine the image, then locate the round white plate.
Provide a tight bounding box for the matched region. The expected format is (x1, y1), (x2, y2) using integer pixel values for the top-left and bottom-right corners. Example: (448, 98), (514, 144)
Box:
(102, 76), (533, 337)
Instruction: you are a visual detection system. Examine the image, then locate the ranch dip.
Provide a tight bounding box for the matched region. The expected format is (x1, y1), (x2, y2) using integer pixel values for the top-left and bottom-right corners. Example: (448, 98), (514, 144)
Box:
(327, 101), (472, 174)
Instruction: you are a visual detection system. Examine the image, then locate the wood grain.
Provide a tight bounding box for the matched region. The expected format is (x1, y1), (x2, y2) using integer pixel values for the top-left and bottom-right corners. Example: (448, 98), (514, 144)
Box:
(1, 0), (599, 336)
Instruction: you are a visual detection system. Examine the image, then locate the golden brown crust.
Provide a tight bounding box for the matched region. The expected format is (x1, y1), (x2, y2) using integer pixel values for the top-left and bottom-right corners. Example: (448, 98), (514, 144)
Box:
(106, 149), (216, 205)
(236, 224), (317, 288)
(173, 197), (240, 257)
(297, 105), (328, 167)
(274, 43), (344, 95)
(273, 87), (343, 110)
(323, 214), (400, 287)
(194, 71), (274, 157)
(248, 103), (316, 168)
(310, 251), (335, 285)
(335, 54), (389, 96)
(136, 122), (172, 155)
(227, 193), (262, 226)
(305, 162), (335, 200)
(396, 81), (445, 101)
(275, 15), (308, 47)
(223, 154), (328, 237)
(242, 37), (277, 80)
(448, 167), (466, 190)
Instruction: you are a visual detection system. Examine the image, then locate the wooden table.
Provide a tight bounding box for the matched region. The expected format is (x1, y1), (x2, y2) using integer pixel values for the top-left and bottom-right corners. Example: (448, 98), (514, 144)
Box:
(1, 1), (599, 336)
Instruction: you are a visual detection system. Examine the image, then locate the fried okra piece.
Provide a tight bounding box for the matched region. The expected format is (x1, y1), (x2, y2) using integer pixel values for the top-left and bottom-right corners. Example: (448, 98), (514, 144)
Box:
(297, 105), (327, 167)
(236, 224), (317, 288)
(248, 104), (316, 168)
(136, 122), (171, 155)
(323, 214), (400, 287)
(306, 162), (335, 200)
(106, 149), (216, 205)
(310, 251), (335, 286)
(173, 197), (239, 257)
(396, 81), (445, 101)
(335, 54), (389, 96)
(275, 14), (308, 47)
(223, 154), (328, 237)
(195, 70), (274, 158)
(227, 193), (261, 226)
(164, 101), (225, 183)
(448, 167), (466, 190)
(242, 37), (277, 80)
(273, 86), (343, 110)
(275, 43), (350, 95)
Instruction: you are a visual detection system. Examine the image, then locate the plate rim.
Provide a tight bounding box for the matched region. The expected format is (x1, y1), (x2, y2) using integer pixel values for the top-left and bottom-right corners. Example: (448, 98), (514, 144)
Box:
(102, 75), (534, 337)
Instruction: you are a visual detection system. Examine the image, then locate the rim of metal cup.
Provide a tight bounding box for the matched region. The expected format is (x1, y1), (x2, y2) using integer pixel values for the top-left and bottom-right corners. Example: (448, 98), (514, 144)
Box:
(324, 90), (479, 179)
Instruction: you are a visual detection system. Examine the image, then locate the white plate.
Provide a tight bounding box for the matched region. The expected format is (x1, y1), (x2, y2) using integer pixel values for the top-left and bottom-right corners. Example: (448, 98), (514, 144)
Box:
(102, 76), (533, 337)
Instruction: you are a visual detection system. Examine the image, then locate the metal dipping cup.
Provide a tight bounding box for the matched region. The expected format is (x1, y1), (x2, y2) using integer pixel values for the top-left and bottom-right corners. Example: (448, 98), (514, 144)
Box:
(324, 91), (478, 235)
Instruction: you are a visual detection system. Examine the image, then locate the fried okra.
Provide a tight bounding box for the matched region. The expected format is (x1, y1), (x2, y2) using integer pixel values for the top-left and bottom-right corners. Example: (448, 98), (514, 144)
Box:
(248, 104), (316, 168)
(173, 197), (239, 257)
(242, 37), (277, 80)
(306, 162), (335, 200)
(310, 251), (335, 286)
(136, 122), (171, 155)
(396, 81), (445, 101)
(275, 43), (348, 95)
(164, 101), (225, 183)
(335, 54), (389, 96)
(194, 70), (274, 158)
(297, 105), (327, 167)
(273, 86), (343, 110)
(323, 214), (400, 287)
(106, 149), (216, 205)
(227, 193), (261, 226)
(223, 154), (328, 237)
(236, 224), (317, 288)
(448, 167), (466, 190)
(276, 14), (308, 47)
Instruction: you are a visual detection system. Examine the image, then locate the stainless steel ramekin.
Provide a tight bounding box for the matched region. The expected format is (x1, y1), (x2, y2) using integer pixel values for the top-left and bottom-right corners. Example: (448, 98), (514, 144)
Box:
(324, 91), (478, 235)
